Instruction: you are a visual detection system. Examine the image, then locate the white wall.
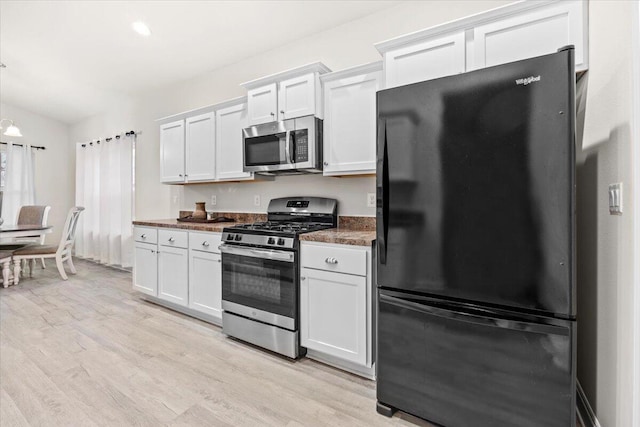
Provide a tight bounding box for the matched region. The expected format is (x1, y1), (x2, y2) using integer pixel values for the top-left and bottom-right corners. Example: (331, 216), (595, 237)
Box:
(575, 2), (637, 426)
(0, 102), (73, 243)
(70, 0), (512, 220)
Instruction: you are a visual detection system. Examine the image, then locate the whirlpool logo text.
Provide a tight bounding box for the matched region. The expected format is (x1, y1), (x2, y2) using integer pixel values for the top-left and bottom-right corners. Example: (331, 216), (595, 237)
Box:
(515, 75), (541, 86)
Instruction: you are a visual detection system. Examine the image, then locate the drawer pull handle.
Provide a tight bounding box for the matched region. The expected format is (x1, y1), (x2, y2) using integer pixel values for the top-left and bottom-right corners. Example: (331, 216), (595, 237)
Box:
(141, 234), (146, 239)
(325, 257), (338, 264)
(168, 237), (175, 242)
(202, 241), (210, 247)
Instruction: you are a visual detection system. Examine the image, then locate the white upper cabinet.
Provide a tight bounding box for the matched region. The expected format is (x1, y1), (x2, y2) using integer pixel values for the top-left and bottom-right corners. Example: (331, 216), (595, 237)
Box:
(247, 83), (278, 125)
(473, 1), (587, 71)
(384, 32), (466, 89)
(215, 99), (253, 181)
(185, 111), (216, 182)
(158, 99), (255, 184)
(278, 73), (317, 120)
(160, 120), (185, 183)
(242, 63), (330, 126)
(321, 62), (382, 176)
(375, 0), (588, 88)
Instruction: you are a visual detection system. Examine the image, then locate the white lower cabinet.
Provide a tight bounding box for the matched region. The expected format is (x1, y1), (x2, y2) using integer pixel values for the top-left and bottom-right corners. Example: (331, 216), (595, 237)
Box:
(133, 226), (223, 324)
(157, 245), (189, 307)
(133, 241), (158, 296)
(188, 249), (222, 321)
(301, 267), (367, 365)
(300, 242), (373, 378)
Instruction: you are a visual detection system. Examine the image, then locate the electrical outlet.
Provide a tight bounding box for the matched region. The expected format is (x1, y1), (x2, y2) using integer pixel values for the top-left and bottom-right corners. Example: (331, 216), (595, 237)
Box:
(254, 195), (261, 207)
(609, 183), (623, 215)
(367, 193), (376, 208)
(211, 195), (217, 206)
(172, 195), (178, 205)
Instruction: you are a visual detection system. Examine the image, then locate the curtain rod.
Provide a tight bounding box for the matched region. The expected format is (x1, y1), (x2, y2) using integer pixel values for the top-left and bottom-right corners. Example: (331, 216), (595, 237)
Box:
(81, 130), (141, 148)
(0, 141), (46, 150)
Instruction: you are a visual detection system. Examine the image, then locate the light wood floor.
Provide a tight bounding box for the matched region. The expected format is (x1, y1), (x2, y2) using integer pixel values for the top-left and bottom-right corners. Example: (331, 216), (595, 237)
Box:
(0, 259), (434, 427)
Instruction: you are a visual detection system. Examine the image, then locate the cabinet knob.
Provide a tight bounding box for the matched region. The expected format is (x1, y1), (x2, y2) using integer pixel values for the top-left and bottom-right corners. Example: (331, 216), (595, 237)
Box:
(202, 241), (210, 247)
(168, 237), (175, 242)
(270, 112), (275, 117)
(179, 174), (183, 177)
(280, 110), (284, 114)
(325, 257), (338, 264)
(217, 259), (222, 263)
(300, 277), (306, 281)
(141, 234), (146, 239)
(323, 162), (328, 166)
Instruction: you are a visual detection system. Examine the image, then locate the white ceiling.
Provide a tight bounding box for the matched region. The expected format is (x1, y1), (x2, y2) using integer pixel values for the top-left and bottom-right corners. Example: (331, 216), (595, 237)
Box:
(0, 1), (398, 124)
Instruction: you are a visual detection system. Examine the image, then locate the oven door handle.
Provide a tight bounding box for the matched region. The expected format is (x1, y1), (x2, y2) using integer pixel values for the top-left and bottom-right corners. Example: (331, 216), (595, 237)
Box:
(218, 244), (295, 263)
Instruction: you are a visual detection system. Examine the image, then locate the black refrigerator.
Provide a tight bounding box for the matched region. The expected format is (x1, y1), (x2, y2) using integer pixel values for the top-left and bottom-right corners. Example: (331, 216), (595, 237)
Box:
(376, 47), (576, 427)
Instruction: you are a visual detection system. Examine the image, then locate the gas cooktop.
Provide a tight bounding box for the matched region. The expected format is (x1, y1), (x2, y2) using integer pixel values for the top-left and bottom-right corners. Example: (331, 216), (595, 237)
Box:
(228, 221), (333, 234)
(221, 197), (338, 249)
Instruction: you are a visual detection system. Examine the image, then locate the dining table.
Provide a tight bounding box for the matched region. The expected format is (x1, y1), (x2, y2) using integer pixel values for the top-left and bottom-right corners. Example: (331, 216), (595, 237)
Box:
(0, 224), (53, 286)
(0, 224), (53, 239)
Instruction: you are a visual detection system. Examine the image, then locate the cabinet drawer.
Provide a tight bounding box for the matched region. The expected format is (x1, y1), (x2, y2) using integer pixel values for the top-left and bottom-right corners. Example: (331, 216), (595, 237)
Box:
(158, 229), (188, 248)
(301, 243), (367, 276)
(189, 231), (222, 253)
(134, 227), (157, 244)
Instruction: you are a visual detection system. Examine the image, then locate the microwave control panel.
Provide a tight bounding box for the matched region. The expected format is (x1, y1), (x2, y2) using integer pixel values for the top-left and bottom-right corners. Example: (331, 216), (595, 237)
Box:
(294, 130), (308, 162)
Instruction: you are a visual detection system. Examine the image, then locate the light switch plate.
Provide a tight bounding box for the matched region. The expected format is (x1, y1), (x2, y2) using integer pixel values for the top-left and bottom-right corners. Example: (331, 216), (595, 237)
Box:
(367, 193), (376, 208)
(609, 182), (623, 215)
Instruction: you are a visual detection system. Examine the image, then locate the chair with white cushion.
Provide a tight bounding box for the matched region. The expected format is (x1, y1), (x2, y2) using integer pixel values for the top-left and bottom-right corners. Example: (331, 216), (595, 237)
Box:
(13, 206), (84, 281)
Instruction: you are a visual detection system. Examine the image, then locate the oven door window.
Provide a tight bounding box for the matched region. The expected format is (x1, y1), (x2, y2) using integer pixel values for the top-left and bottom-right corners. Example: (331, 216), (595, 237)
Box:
(244, 133), (289, 166)
(222, 253), (295, 318)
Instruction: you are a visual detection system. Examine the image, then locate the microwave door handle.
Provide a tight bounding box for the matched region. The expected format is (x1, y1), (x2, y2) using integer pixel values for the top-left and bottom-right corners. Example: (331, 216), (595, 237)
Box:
(284, 130), (292, 164)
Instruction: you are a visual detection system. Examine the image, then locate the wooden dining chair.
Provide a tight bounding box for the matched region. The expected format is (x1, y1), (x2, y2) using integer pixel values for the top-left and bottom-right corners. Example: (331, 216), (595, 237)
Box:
(15, 205), (51, 268)
(13, 206), (84, 281)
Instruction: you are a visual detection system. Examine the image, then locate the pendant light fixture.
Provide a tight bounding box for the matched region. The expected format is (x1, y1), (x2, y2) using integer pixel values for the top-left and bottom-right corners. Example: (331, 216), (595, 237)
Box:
(0, 119), (23, 137)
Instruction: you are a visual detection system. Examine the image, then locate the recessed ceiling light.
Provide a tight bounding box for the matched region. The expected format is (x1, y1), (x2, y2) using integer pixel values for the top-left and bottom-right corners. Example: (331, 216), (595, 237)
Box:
(132, 21), (151, 37)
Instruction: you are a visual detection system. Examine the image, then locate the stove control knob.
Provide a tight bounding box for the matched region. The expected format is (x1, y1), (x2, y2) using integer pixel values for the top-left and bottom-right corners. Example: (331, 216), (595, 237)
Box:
(277, 238), (285, 246)
(267, 237), (275, 245)
(226, 234), (234, 241)
(235, 234), (242, 241)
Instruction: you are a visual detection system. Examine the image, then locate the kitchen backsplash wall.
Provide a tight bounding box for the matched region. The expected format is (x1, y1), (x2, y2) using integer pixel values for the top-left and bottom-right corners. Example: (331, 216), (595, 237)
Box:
(179, 174), (375, 217)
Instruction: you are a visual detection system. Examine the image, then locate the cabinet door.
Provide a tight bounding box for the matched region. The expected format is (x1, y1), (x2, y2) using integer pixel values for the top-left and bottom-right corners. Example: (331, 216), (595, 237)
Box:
(473, 1), (586, 71)
(158, 245), (188, 306)
(323, 70), (381, 175)
(160, 120), (185, 183)
(385, 31), (466, 89)
(185, 112), (216, 182)
(215, 102), (253, 181)
(133, 242), (157, 296)
(247, 83), (278, 125)
(278, 73), (316, 120)
(188, 250), (222, 320)
(300, 267), (368, 366)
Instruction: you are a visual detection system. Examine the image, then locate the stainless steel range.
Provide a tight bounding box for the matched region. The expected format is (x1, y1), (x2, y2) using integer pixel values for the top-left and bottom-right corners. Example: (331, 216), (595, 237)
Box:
(219, 197), (338, 358)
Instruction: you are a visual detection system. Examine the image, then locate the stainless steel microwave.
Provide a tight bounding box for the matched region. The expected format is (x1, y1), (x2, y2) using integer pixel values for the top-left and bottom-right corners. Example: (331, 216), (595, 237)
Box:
(242, 115), (323, 174)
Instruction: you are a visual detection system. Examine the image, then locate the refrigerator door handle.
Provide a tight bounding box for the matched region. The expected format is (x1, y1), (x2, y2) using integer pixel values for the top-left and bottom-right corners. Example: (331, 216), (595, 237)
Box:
(379, 293), (569, 336)
(376, 119), (389, 264)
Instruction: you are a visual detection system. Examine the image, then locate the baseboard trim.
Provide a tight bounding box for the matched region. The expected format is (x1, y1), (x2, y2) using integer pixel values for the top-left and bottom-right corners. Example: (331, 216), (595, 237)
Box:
(577, 381), (601, 427)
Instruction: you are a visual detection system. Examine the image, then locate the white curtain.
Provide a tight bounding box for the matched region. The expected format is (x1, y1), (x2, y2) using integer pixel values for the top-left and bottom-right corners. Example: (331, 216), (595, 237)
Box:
(3, 143), (36, 225)
(75, 134), (133, 268)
